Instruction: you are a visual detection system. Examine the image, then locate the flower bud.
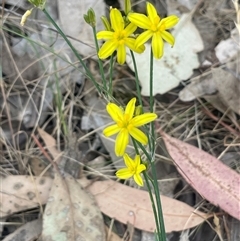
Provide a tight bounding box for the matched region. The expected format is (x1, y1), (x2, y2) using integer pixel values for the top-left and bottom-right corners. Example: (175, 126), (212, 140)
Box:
(100, 16), (111, 31)
(28, 0), (46, 10)
(124, 0), (132, 15)
(84, 8), (96, 27)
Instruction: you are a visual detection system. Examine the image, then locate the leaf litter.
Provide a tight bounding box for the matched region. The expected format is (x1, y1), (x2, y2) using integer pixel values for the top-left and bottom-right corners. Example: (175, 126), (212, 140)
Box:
(1, 0), (240, 240)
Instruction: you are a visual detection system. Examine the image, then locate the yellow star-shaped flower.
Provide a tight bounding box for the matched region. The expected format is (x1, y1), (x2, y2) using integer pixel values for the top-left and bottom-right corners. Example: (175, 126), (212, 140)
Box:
(103, 98), (157, 156)
(128, 2), (179, 59)
(97, 8), (145, 65)
(116, 154), (146, 186)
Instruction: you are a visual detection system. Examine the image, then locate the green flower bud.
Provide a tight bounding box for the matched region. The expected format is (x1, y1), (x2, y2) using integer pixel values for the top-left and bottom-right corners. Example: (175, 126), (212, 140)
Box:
(124, 0), (132, 15)
(84, 8), (96, 27)
(135, 105), (142, 116)
(28, 0), (46, 10)
(100, 16), (111, 31)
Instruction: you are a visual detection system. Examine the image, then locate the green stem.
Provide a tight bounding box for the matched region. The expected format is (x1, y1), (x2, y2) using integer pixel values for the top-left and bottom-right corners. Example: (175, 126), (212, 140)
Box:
(42, 8), (102, 94)
(130, 50), (143, 108)
(149, 49), (166, 241)
(149, 50), (155, 152)
(131, 138), (161, 239)
(108, 55), (114, 96)
(92, 26), (108, 93)
(143, 172), (161, 239)
(149, 49), (154, 113)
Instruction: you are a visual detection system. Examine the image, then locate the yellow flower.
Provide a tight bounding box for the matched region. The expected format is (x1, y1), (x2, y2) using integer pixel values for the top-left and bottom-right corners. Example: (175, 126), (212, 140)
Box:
(97, 8), (145, 65)
(128, 2), (179, 59)
(103, 98), (157, 156)
(116, 154), (146, 186)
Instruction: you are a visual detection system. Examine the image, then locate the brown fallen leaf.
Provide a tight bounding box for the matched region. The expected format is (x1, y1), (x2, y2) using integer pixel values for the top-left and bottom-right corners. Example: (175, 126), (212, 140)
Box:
(0, 175), (53, 218)
(81, 179), (210, 233)
(1, 176), (209, 233)
(42, 173), (105, 241)
(160, 131), (240, 220)
(2, 219), (42, 241)
(37, 127), (63, 163)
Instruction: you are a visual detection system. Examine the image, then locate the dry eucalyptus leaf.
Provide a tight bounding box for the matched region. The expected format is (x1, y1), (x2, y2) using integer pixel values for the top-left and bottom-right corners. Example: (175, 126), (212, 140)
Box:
(82, 179), (210, 233)
(38, 127), (63, 163)
(42, 173), (105, 241)
(2, 219), (42, 241)
(0, 175), (209, 234)
(0, 175), (53, 218)
(161, 132), (240, 220)
(126, 13), (204, 95)
(57, 0), (105, 57)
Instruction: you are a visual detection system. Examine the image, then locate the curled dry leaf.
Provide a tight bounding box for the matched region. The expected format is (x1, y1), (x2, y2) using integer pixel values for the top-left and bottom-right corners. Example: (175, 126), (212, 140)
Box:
(42, 173), (105, 241)
(160, 131), (240, 220)
(179, 63), (240, 116)
(81, 179), (210, 233)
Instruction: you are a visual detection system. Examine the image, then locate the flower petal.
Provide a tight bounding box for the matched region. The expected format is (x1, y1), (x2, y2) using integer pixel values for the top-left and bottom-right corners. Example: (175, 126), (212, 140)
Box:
(124, 23), (137, 36)
(117, 44), (126, 65)
(103, 124), (120, 137)
(137, 163), (146, 173)
(128, 13), (151, 29)
(98, 40), (117, 59)
(123, 153), (135, 170)
(161, 15), (179, 29)
(131, 113), (157, 127)
(125, 98), (136, 120)
(133, 173), (144, 186)
(160, 31), (175, 46)
(146, 2), (159, 24)
(125, 38), (145, 53)
(110, 8), (124, 31)
(152, 32), (164, 59)
(134, 154), (140, 166)
(106, 103), (124, 123)
(115, 129), (129, 156)
(97, 31), (114, 40)
(129, 127), (148, 144)
(116, 168), (133, 179)
(135, 30), (153, 48)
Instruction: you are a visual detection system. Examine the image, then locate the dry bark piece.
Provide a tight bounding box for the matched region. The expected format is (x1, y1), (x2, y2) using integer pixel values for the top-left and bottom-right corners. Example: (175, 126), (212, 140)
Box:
(161, 131), (240, 220)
